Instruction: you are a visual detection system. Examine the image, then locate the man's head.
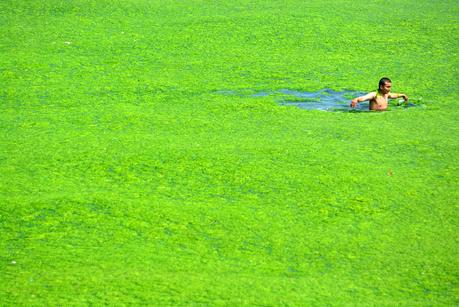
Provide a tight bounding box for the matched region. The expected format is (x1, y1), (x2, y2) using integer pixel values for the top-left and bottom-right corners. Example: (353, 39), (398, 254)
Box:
(378, 77), (392, 93)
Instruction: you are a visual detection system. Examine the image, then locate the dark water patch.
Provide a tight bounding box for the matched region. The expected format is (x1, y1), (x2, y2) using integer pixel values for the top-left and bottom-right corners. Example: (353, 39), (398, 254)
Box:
(251, 91), (270, 97)
(216, 89), (424, 112)
(278, 88), (368, 112)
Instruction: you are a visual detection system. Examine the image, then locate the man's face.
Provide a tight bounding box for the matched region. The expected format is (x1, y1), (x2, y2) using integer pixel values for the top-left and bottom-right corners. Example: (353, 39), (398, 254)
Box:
(380, 82), (392, 93)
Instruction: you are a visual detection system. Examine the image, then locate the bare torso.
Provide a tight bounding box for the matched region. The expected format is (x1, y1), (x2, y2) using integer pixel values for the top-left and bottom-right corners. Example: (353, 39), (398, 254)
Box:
(369, 91), (389, 111)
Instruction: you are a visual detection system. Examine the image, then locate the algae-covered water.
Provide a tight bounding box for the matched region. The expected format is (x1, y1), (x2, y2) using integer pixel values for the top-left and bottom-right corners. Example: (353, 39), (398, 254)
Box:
(1, 0), (458, 305)
(220, 88), (424, 111)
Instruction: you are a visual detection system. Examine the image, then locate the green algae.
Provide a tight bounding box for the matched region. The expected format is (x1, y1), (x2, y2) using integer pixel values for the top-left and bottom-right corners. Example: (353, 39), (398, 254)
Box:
(0, 0), (458, 305)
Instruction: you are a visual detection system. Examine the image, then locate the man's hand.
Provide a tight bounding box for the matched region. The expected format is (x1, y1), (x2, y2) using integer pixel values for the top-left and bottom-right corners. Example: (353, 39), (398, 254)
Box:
(350, 99), (358, 108)
(401, 94), (408, 102)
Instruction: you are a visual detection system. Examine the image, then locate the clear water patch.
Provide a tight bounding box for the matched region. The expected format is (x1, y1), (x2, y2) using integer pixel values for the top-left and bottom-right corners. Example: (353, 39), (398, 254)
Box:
(277, 88), (368, 112)
(217, 89), (423, 112)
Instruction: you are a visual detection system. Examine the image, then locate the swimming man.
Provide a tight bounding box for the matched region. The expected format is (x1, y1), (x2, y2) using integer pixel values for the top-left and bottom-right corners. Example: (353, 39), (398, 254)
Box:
(350, 77), (408, 111)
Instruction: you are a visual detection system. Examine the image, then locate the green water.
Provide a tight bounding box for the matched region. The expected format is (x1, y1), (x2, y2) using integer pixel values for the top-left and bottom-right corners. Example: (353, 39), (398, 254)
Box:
(220, 88), (423, 111)
(1, 0), (458, 305)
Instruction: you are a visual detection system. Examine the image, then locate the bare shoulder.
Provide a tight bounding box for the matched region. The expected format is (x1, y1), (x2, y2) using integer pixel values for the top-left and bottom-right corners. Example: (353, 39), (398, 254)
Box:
(359, 91), (376, 100)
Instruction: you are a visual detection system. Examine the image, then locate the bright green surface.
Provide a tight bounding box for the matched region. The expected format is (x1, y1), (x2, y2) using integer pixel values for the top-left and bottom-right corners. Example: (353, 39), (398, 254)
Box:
(1, 0), (458, 304)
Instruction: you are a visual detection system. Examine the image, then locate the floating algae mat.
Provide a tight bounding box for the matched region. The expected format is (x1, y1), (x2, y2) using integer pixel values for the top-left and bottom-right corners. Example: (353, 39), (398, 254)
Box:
(219, 89), (422, 112)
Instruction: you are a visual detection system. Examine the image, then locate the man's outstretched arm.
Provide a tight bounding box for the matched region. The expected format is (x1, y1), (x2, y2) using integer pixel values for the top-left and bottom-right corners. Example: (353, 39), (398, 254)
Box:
(389, 93), (408, 101)
(350, 92), (376, 107)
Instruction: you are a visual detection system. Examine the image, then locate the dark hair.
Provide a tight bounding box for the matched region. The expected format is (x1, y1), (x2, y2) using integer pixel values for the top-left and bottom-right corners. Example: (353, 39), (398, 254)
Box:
(379, 77), (392, 89)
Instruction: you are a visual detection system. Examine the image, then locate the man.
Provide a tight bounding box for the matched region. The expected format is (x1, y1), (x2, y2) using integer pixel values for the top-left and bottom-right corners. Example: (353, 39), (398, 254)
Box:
(350, 77), (408, 110)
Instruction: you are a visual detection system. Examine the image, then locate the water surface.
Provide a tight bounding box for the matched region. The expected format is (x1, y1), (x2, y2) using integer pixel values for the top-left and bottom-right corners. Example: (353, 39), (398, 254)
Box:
(217, 88), (422, 112)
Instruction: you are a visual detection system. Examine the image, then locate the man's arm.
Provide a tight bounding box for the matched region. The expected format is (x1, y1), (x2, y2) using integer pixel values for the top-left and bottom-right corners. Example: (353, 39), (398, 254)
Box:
(389, 93), (408, 101)
(350, 92), (376, 107)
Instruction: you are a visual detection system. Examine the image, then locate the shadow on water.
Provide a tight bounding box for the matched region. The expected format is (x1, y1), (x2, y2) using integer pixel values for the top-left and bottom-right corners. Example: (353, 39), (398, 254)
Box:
(217, 89), (423, 112)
